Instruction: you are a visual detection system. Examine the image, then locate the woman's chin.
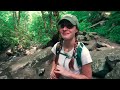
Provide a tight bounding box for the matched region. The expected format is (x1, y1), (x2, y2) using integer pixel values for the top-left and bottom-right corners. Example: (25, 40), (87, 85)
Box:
(61, 34), (72, 40)
(62, 36), (71, 40)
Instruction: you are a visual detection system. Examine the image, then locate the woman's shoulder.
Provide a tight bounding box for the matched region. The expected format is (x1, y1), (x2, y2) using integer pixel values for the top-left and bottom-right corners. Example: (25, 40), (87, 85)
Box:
(77, 42), (85, 48)
(53, 42), (60, 48)
(55, 42), (60, 45)
(78, 42), (90, 53)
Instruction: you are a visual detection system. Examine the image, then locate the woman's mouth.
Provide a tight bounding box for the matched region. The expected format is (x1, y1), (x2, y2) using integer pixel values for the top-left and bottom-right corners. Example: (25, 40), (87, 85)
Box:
(62, 33), (70, 35)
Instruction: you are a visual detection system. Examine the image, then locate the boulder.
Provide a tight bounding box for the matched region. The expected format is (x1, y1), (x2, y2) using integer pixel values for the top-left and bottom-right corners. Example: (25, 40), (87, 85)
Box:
(91, 48), (120, 78)
(0, 47), (53, 79)
(105, 54), (120, 70)
(105, 62), (120, 79)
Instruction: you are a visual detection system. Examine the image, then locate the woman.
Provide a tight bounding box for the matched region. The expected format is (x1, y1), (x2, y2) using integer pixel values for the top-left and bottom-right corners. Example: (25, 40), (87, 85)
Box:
(50, 14), (92, 79)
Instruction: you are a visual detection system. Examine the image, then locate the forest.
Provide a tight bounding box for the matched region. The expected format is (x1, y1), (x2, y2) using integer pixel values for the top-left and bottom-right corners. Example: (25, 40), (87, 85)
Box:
(0, 11), (120, 52)
(0, 11), (120, 79)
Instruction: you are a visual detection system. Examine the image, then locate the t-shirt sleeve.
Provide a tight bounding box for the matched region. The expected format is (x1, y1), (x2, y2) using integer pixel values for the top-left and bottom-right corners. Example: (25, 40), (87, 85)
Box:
(81, 46), (93, 66)
(51, 42), (59, 55)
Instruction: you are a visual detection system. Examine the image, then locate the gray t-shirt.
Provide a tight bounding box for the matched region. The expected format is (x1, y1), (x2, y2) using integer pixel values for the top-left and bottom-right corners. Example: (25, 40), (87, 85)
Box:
(51, 42), (92, 75)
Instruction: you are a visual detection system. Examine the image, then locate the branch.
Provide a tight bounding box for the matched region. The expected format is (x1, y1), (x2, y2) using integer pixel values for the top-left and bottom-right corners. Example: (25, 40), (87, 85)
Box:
(86, 20), (106, 29)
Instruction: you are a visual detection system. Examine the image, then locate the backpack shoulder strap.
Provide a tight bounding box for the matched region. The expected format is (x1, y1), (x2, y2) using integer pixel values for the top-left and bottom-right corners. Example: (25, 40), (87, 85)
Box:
(56, 42), (60, 55)
(55, 42), (61, 64)
(76, 42), (84, 67)
(56, 42), (84, 67)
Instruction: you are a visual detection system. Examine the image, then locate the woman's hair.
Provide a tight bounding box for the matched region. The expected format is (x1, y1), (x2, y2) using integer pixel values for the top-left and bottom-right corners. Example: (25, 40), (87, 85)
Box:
(55, 27), (79, 71)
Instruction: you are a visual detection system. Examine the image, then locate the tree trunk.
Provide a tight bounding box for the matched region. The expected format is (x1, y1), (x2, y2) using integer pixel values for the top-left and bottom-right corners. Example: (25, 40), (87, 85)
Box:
(17, 11), (21, 26)
(13, 11), (17, 37)
(53, 11), (60, 29)
(41, 11), (47, 33)
(48, 11), (52, 30)
(53, 11), (59, 21)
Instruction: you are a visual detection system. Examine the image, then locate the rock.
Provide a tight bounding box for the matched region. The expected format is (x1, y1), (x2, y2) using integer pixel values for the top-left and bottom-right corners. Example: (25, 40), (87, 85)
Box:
(11, 65), (40, 79)
(96, 47), (110, 51)
(84, 34), (90, 41)
(96, 42), (107, 48)
(83, 31), (87, 36)
(77, 35), (84, 41)
(105, 44), (115, 49)
(78, 31), (83, 35)
(25, 46), (39, 55)
(0, 75), (8, 79)
(89, 32), (97, 35)
(94, 35), (99, 40)
(9, 47), (52, 72)
(0, 62), (10, 71)
(92, 58), (110, 78)
(37, 60), (53, 79)
(92, 58), (106, 73)
(88, 34), (94, 40)
(0, 32), (119, 79)
(0, 52), (9, 61)
(105, 62), (120, 79)
(91, 48), (120, 78)
(36, 68), (45, 76)
(6, 49), (14, 56)
(105, 54), (120, 70)
(0, 46), (54, 79)
(82, 41), (89, 45)
(87, 42), (97, 51)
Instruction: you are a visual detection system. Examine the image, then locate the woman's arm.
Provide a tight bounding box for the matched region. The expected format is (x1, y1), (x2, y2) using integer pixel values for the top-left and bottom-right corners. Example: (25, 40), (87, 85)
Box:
(51, 55), (56, 71)
(54, 63), (92, 79)
(68, 63), (92, 79)
(50, 55), (58, 79)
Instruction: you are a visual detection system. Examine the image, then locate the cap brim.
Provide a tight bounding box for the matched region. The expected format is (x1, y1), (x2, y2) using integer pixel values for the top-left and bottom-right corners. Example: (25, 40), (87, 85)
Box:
(58, 18), (76, 25)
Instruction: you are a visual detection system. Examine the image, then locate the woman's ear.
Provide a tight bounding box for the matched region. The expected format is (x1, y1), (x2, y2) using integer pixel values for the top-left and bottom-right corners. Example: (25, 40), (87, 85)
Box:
(75, 27), (79, 36)
(75, 27), (78, 33)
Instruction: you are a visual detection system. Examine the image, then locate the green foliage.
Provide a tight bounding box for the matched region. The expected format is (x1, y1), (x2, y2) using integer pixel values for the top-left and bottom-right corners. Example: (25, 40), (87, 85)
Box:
(0, 11), (13, 51)
(88, 11), (104, 24)
(0, 11), (120, 52)
(66, 11), (92, 31)
(0, 37), (11, 51)
(93, 26), (108, 36)
(79, 20), (92, 31)
(40, 35), (51, 46)
(29, 13), (45, 44)
(108, 11), (120, 26)
(88, 11), (120, 44)
(109, 26), (120, 43)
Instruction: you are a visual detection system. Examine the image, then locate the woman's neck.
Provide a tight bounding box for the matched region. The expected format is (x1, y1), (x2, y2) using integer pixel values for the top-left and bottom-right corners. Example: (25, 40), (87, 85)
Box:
(63, 37), (75, 50)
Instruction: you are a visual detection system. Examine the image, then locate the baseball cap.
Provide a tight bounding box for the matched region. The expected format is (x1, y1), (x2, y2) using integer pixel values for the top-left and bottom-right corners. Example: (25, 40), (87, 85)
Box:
(58, 14), (79, 29)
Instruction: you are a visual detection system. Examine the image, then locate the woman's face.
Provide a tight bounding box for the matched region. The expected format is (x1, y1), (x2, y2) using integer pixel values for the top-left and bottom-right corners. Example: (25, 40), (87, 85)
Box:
(58, 20), (78, 40)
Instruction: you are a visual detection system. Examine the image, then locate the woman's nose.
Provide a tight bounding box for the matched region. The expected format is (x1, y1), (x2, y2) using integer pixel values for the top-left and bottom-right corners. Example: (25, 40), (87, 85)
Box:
(62, 26), (68, 31)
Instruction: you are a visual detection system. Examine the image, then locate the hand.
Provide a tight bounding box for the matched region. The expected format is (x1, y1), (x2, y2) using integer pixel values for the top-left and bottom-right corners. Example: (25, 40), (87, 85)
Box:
(54, 65), (71, 77)
(50, 69), (58, 79)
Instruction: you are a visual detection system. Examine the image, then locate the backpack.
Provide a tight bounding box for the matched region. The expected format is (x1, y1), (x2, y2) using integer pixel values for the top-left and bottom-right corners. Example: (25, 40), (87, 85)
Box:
(56, 42), (84, 67)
